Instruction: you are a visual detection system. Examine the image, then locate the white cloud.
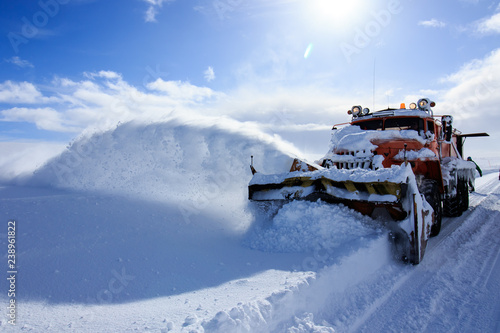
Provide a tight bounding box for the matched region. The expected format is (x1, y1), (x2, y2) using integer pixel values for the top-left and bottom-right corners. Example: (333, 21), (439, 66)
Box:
(0, 81), (45, 104)
(146, 79), (217, 101)
(0, 74), (222, 136)
(418, 19), (446, 28)
(142, 0), (173, 22)
(440, 49), (500, 85)
(145, 6), (158, 22)
(1, 107), (76, 132)
(437, 48), (500, 157)
(83, 70), (122, 80)
(476, 12), (500, 34)
(204, 66), (216, 82)
(5, 56), (34, 68)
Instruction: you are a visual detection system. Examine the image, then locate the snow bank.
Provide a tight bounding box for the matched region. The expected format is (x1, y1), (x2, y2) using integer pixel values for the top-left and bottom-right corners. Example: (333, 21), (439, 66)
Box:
(200, 233), (392, 333)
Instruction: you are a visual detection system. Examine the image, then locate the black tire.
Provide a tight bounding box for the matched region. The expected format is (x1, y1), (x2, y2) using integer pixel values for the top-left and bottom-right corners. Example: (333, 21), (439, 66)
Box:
(443, 178), (462, 217)
(461, 177), (469, 212)
(443, 196), (461, 217)
(420, 180), (442, 237)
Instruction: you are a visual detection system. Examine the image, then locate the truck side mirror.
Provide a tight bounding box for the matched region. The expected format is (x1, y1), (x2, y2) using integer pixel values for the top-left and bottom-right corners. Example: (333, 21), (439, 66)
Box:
(441, 115), (453, 142)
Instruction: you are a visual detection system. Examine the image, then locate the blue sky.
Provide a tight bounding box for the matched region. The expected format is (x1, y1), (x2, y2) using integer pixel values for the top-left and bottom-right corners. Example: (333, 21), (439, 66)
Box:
(1, 0), (500, 157)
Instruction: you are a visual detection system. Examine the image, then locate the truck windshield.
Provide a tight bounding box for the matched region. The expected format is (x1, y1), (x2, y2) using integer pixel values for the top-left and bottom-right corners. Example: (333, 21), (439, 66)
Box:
(355, 117), (424, 132)
(357, 119), (383, 130)
(384, 118), (424, 131)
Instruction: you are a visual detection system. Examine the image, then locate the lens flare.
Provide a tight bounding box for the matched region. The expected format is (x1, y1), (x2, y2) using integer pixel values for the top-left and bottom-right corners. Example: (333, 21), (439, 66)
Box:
(304, 43), (314, 59)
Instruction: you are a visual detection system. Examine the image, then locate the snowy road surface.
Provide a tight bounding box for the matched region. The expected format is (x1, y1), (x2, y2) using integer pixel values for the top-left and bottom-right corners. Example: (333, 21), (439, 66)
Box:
(0, 121), (499, 332)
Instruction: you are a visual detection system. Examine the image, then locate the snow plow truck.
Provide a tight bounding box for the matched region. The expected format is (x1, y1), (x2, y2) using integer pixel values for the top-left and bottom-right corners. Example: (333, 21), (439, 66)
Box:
(249, 98), (488, 264)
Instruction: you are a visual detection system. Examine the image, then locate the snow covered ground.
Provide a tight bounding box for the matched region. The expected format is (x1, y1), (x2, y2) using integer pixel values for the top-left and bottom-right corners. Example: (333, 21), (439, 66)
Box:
(0, 119), (499, 332)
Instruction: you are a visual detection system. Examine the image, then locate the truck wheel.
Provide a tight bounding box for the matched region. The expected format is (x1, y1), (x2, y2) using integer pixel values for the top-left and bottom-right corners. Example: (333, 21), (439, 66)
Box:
(443, 192), (461, 217)
(461, 178), (469, 212)
(421, 180), (442, 237)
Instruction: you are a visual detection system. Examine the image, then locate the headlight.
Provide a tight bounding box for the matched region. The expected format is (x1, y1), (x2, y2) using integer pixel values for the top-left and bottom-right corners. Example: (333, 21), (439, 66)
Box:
(418, 98), (429, 109)
(417, 98), (436, 110)
(351, 105), (362, 116)
(409, 102), (417, 110)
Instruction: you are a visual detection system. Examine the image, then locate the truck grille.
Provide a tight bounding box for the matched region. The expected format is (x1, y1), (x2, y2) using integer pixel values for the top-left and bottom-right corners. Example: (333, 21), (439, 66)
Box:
(324, 149), (374, 170)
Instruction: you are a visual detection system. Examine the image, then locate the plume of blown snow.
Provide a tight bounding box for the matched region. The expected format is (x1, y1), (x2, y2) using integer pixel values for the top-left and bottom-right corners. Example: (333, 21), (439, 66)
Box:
(29, 116), (302, 206)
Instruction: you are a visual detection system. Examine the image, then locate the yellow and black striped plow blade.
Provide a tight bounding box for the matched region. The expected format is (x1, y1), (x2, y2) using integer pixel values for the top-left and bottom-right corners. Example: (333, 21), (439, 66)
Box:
(249, 176), (406, 203)
(321, 178), (405, 200)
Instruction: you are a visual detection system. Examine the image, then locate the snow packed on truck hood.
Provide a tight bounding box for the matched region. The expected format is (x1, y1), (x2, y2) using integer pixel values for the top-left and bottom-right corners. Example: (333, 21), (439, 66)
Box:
(326, 124), (427, 153)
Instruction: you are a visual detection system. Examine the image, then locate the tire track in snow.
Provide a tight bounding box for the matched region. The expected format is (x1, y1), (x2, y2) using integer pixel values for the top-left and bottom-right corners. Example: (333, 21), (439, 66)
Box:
(268, 175), (500, 333)
(344, 176), (499, 332)
(345, 265), (414, 333)
(459, 240), (500, 332)
(449, 191), (500, 333)
(426, 172), (500, 254)
(344, 176), (500, 332)
(346, 177), (500, 331)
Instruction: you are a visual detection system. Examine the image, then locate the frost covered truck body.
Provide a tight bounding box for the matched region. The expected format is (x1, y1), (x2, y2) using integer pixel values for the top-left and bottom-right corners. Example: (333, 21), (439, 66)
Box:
(249, 98), (488, 264)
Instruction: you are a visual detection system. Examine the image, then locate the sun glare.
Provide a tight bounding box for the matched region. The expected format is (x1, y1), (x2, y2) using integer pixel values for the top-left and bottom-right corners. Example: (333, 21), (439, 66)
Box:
(308, 0), (366, 31)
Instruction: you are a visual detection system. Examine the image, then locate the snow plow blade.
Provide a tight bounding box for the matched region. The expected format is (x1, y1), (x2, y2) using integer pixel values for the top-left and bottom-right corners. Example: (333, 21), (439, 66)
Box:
(249, 162), (432, 264)
(249, 162), (410, 217)
(250, 175), (407, 219)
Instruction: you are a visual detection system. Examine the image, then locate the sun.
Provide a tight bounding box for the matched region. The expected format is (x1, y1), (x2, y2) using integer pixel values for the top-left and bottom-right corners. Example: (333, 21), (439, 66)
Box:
(307, 0), (366, 31)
